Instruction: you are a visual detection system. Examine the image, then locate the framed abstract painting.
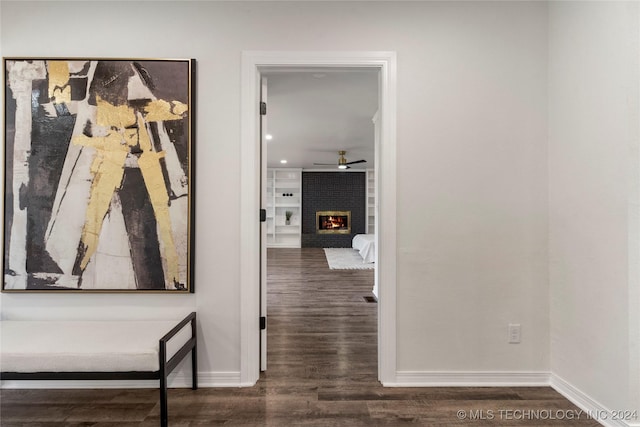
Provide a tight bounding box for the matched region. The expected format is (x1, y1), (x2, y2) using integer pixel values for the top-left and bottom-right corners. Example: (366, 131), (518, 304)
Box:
(3, 58), (195, 292)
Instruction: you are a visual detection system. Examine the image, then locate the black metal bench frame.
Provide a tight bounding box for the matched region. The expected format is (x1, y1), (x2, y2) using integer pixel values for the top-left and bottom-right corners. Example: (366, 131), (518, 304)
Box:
(1, 311), (198, 427)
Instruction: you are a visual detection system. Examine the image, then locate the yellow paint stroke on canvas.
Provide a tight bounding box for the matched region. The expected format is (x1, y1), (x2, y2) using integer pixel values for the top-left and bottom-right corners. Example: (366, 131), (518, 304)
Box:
(144, 99), (188, 122)
(77, 149), (128, 270)
(72, 96), (187, 286)
(73, 99), (136, 152)
(96, 97), (137, 130)
(47, 61), (71, 104)
(72, 98), (133, 269)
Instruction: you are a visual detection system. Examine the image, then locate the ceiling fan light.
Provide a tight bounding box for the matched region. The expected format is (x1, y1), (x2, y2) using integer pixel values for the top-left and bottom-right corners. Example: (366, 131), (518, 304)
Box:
(338, 164), (348, 170)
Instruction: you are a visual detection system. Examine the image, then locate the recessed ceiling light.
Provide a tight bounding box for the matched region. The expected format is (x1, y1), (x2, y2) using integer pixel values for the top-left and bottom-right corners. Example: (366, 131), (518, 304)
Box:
(280, 159), (287, 164)
(265, 134), (273, 141)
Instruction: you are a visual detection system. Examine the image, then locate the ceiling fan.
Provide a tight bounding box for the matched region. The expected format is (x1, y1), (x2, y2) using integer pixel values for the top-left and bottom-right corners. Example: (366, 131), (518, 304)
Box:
(313, 150), (366, 169)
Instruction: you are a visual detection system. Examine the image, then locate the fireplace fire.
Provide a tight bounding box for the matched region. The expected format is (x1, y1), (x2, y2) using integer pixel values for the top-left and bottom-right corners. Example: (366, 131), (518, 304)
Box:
(316, 211), (351, 234)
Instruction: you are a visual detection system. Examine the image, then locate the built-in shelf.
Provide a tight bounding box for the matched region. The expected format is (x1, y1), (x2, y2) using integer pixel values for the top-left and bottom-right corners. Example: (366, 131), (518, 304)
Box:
(266, 168), (302, 248)
(366, 168), (375, 235)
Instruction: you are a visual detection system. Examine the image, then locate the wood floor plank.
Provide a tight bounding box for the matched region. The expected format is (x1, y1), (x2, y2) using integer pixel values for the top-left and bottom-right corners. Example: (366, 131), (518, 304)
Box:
(0, 248), (600, 426)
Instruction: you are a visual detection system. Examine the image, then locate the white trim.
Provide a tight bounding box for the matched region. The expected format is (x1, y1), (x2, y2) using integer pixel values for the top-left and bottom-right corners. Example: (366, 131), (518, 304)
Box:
(551, 374), (636, 427)
(376, 51), (397, 385)
(391, 371), (551, 387)
(1, 371), (243, 389)
(370, 111), (379, 299)
(240, 51), (397, 386)
(240, 52), (262, 386)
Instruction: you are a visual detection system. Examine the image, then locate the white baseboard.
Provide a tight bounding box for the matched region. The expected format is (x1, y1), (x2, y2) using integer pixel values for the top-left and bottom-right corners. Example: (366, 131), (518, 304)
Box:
(391, 370), (551, 387)
(0, 371), (242, 389)
(550, 374), (636, 427)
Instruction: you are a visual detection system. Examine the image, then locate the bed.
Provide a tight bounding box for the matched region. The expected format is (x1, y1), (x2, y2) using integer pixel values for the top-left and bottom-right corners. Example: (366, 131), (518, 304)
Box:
(352, 234), (376, 263)
(0, 312), (197, 427)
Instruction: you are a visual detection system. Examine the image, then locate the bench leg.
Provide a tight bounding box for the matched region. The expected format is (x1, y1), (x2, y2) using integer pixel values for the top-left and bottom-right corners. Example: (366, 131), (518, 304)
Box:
(160, 374), (168, 427)
(191, 345), (198, 390)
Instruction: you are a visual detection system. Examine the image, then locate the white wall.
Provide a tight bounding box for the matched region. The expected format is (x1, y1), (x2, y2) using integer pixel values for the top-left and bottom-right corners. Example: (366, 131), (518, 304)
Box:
(394, 2), (549, 374)
(548, 1), (640, 415)
(1, 1), (549, 383)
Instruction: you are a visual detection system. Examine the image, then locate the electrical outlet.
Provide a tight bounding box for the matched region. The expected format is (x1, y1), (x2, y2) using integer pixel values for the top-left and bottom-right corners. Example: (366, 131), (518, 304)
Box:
(508, 324), (521, 344)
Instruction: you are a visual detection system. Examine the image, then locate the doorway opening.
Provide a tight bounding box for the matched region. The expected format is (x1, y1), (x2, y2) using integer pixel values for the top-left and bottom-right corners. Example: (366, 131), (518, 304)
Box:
(261, 68), (378, 375)
(240, 51), (397, 386)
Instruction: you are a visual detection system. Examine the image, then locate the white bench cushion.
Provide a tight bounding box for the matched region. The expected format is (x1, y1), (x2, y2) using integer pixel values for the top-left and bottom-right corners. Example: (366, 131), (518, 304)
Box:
(0, 319), (192, 373)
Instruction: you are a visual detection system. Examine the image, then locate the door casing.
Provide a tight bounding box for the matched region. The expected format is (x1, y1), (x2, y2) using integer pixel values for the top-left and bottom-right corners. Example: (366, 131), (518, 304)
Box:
(240, 51), (397, 386)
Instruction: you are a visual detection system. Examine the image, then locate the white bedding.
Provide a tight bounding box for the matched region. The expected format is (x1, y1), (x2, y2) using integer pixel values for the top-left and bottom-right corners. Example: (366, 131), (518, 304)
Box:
(0, 319), (192, 373)
(352, 234), (376, 263)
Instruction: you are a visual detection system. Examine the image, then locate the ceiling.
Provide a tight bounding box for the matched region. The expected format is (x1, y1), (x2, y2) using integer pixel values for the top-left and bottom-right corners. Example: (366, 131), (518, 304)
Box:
(263, 68), (379, 170)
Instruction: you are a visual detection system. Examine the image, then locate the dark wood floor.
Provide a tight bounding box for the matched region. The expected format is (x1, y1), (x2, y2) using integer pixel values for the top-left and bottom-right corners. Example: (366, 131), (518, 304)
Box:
(1, 248), (599, 426)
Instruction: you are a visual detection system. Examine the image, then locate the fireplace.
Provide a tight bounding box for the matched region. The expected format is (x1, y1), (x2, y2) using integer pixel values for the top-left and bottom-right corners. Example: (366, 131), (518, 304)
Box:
(316, 211), (351, 234)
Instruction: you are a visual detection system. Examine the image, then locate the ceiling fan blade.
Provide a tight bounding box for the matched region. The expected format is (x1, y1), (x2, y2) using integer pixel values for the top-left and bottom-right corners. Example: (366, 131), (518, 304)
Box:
(345, 159), (367, 165)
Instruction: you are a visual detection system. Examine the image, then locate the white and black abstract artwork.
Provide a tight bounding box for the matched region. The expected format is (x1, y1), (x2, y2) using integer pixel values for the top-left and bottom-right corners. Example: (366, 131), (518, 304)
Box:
(3, 58), (194, 292)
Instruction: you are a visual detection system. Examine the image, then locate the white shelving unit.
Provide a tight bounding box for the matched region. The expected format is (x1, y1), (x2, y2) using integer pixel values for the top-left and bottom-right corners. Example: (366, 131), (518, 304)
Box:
(266, 168), (302, 248)
(366, 169), (375, 235)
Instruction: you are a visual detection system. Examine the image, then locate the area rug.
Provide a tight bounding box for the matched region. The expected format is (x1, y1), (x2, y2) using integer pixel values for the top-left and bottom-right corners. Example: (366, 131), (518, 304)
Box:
(323, 248), (375, 270)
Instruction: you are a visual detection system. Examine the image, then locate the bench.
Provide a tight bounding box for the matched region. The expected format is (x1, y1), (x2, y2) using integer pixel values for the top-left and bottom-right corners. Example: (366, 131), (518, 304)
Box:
(0, 312), (197, 427)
